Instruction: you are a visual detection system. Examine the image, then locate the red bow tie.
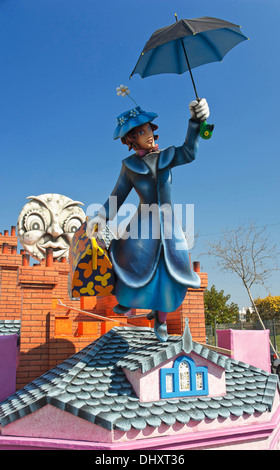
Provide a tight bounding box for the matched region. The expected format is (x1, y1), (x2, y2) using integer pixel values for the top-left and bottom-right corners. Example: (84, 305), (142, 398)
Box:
(137, 144), (159, 157)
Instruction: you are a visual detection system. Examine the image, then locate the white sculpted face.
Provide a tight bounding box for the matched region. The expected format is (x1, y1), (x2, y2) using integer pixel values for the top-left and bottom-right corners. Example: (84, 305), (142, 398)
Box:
(17, 194), (86, 260)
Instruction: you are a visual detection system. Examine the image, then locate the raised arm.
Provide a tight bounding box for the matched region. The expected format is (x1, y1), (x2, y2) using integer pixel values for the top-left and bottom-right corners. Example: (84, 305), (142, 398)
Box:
(171, 98), (210, 168)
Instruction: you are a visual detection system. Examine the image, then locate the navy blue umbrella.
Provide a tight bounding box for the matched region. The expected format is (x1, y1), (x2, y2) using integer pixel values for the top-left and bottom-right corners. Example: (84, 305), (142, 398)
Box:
(130, 15), (248, 102)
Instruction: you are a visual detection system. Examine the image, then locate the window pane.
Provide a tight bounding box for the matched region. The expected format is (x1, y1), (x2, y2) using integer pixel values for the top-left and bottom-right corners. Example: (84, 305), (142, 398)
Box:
(166, 374), (173, 393)
(196, 372), (203, 390)
(179, 361), (190, 391)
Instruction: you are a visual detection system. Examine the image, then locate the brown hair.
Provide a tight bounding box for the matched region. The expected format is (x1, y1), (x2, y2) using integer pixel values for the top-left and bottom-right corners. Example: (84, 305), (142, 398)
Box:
(121, 122), (159, 151)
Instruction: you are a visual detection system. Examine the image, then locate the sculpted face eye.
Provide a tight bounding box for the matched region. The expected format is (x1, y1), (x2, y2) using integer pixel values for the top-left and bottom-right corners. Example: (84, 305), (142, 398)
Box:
(24, 213), (46, 232)
(63, 216), (83, 234)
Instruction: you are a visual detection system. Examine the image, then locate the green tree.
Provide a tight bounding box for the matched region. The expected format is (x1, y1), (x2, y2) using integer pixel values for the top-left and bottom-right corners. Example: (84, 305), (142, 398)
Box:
(204, 285), (239, 327)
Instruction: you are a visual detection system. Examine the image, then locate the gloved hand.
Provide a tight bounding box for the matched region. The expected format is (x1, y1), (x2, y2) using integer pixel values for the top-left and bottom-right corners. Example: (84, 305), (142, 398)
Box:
(189, 98), (210, 122)
(86, 213), (106, 239)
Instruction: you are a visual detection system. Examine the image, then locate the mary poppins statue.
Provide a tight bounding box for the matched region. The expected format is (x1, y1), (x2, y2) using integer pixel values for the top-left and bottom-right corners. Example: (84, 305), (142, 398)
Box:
(87, 89), (209, 342)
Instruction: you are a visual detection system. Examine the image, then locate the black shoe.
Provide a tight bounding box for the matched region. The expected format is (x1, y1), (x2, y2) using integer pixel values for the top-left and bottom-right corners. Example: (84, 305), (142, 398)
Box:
(146, 310), (156, 320)
(113, 304), (131, 314)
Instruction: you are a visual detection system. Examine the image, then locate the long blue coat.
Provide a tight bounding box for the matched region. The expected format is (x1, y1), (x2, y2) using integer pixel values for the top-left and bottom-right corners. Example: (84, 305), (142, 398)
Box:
(102, 119), (201, 298)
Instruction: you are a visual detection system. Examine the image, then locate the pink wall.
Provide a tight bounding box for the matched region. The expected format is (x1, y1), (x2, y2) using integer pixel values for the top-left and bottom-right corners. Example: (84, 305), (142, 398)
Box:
(1, 397), (280, 450)
(217, 329), (271, 372)
(0, 334), (18, 402)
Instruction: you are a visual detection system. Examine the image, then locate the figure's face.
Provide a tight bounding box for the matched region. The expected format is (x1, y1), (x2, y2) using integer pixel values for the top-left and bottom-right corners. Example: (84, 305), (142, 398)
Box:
(134, 123), (155, 150)
(17, 194), (86, 261)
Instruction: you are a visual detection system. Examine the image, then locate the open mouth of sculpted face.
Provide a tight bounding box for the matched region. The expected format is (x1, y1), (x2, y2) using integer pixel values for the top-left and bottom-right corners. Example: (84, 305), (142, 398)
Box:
(37, 240), (68, 259)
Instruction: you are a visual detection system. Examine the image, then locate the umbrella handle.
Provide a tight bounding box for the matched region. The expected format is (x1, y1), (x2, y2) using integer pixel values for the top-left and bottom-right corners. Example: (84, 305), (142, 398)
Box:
(200, 121), (214, 140)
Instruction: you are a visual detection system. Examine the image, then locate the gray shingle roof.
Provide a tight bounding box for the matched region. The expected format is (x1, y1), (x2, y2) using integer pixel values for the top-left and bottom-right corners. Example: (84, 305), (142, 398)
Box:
(0, 326), (278, 432)
(0, 320), (21, 336)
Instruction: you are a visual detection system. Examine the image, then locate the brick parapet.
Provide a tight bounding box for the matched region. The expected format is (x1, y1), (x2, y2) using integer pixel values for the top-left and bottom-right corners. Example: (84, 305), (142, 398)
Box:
(18, 266), (59, 288)
(0, 226), (18, 254)
(0, 255), (22, 268)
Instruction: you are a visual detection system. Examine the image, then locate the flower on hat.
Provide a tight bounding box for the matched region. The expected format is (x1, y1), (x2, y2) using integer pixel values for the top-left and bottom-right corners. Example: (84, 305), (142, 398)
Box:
(129, 108), (140, 118)
(118, 115), (127, 126)
(116, 85), (130, 97)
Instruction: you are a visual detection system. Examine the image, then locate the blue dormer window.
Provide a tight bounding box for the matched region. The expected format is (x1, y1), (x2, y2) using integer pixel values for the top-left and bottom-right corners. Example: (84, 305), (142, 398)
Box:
(160, 355), (208, 399)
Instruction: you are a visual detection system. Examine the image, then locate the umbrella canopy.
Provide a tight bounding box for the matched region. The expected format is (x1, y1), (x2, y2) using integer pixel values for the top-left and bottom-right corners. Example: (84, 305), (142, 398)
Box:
(130, 16), (248, 80)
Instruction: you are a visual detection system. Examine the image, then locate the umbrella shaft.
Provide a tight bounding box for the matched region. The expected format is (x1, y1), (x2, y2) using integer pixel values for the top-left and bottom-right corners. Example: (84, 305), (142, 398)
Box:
(181, 39), (199, 101)
(175, 14), (199, 101)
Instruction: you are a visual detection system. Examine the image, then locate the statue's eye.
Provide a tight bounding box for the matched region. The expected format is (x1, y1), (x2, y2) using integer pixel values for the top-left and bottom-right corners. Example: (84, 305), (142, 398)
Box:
(25, 214), (45, 231)
(63, 216), (83, 234)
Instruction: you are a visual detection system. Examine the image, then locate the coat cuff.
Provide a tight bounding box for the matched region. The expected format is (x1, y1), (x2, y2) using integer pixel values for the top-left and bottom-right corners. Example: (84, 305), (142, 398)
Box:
(185, 119), (200, 146)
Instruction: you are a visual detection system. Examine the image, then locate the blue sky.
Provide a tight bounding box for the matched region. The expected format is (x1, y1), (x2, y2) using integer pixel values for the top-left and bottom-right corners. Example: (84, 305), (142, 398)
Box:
(0, 0), (279, 308)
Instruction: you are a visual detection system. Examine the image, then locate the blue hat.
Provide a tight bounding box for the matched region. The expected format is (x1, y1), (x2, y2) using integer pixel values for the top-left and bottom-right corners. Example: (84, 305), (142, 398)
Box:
(113, 106), (158, 140)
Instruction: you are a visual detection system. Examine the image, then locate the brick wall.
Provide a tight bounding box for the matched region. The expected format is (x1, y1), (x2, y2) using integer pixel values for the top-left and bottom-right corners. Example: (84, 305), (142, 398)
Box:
(0, 227), (22, 321)
(0, 226), (208, 389)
